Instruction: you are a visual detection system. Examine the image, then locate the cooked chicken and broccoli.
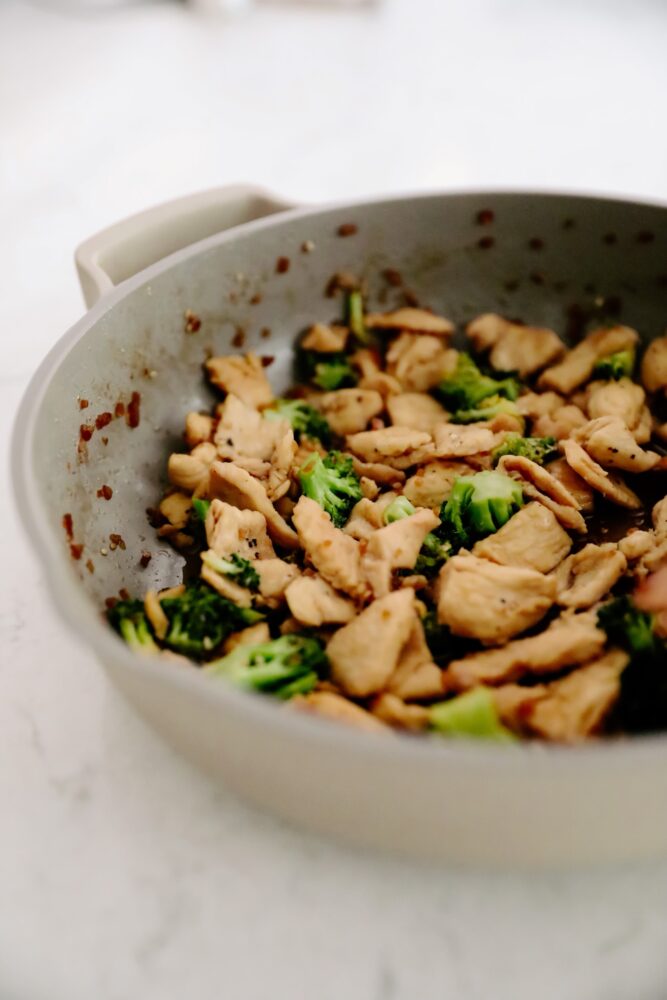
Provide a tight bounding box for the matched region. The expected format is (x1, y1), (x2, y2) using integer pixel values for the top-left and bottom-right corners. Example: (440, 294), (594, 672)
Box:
(106, 287), (667, 744)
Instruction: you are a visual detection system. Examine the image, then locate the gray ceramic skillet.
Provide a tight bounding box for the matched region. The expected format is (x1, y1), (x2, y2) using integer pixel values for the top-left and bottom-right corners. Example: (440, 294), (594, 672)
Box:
(12, 186), (667, 867)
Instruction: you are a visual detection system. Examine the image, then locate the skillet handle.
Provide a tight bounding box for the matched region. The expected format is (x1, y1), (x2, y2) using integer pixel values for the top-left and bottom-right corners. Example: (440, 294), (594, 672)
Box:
(75, 185), (295, 308)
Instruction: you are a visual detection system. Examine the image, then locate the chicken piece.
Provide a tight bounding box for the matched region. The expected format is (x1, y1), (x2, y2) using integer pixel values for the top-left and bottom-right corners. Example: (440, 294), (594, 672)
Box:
(291, 691), (389, 733)
(538, 325), (639, 394)
(386, 616), (444, 700)
(653, 497), (667, 538)
(641, 335), (667, 394)
(490, 325), (564, 378)
(573, 416), (660, 473)
(255, 559), (300, 605)
(350, 457), (406, 487)
(432, 424), (497, 458)
(345, 427), (435, 469)
(403, 461), (472, 508)
(633, 406), (653, 445)
(553, 543), (627, 609)
(371, 693), (430, 731)
(144, 590), (169, 640)
(209, 461), (299, 548)
(205, 352), (273, 409)
(492, 683), (548, 734)
(300, 322), (349, 353)
(444, 611), (606, 689)
(201, 558), (253, 608)
(359, 476), (380, 500)
(319, 388), (384, 436)
(222, 622), (271, 654)
(205, 499), (275, 560)
(516, 390), (564, 419)
(167, 450), (213, 493)
(532, 403), (588, 441)
(561, 439), (642, 510)
(292, 495), (365, 597)
(473, 502), (572, 573)
(266, 426), (298, 502)
(362, 508), (440, 597)
(619, 530), (655, 563)
(351, 349), (403, 398)
(327, 589), (416, 697)
(343, 493), (399, 541)
(466, 313), (509, 352)
(285, 574), (356, 627)
(497, 454), (587, 532)
(523, 650), (628, 743)
(437, 553), (556, 645)
(547, 457), (595, 513)
(387, 393), (449, 433)
(214, 393), (291, 474)
(158, 491), (192, 531)
(386, 333), (457, 392)
(365, 307), (455, 337)
(585, 377), (646, 434)
(184, 411), (214, 448)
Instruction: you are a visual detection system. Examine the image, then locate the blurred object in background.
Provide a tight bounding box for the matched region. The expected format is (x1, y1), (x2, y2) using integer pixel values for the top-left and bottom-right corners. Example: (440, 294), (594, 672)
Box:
(189, 0), (375, 9)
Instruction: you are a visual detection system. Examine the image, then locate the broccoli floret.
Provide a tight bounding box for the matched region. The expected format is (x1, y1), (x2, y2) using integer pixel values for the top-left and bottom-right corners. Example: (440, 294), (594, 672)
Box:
(300, 350), (358, 390)
(441, 470), (523, 550)
(205, 633), (327, 699)
(593, 348), (635, 381)
(597, 596), (658, 656)
(346, 289), (369, 345)
(107, 599), (159, 655)
(161, 582), (263, 657)
(201, 550), (260, 591)
(298, 450), (363, 527)
(382, 496), (452, 575)
(429, 687), (516, 742)
(437, 353), (521, 410)
(451, 395), (524, 427)
(192, 498), (211, 523)
(264, 398), (331, 444)
(492, 434), (558, 466)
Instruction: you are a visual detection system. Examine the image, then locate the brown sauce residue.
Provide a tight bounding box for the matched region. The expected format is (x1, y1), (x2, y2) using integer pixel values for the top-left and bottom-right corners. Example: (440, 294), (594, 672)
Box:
(114, 401), (125, 418)
(85, 559), (95, 574)
(139, 550), (152, 568)
(276, 256), (290, 274)
(97, 484), (113, 500)
(109, 533), (126, 551)
(184, 310), (201, 333)
(261, 355), (275, 368)
(231, 327), (245, 348)
(477, 236), (494, 250)
(249, 292), (262, 305)
(382, 268), (403, 287)
(337, 223), (358, 237)
(260, 327), (271, 339)
(79, 423), (94, 443)
(476, 208), (494, 225)
(95, 411), (113, 430)
(528, 237), (544, 251)
(79, 399), (89, 410)
(126, 391), (141, 429)
(70, 543), (83, 560)
(637, 230), (655, 244)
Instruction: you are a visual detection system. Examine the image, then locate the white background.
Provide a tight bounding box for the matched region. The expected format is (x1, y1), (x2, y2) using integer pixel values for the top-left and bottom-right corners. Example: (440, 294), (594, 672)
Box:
(2, 1), (667, 997)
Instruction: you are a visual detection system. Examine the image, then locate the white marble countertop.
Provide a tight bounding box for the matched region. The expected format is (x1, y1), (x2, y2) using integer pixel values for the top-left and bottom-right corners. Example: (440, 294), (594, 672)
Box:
(3, 1), (667, 997)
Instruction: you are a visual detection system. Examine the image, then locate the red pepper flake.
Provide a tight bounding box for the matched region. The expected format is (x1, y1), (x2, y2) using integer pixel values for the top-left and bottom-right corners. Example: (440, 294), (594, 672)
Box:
(62, 512), (74, 540)
(275, 256), (290, 274)
(477, 236), (495, 249)
(528, 237), (544, 251)
(85, 559), (95, 574)
(260, 327), (271, 339)
(249, 292), (262, 305)
(126, 391), (141, 429)
(97, 484), (113, 500)
(114, 401), (125, 418)
(476, 208), (495, 225)
(301, 240), (315, 253)
(79, 399), (89, 410)
(184, 309), (201, 333)
(109, 533), (126, 551)
(382, 268), (403, 287)
(337, 223), (358, 238)
(260, 355), (275, 368)
(104, 596), (117, 610)
(79, 423), (94, 442)
(70, 543), (84, 560)
(95, 411), (113, 430)
(101, 436), (109, 446)
(119, 588), (130, 601)
(637, 230), (655, 244)
(139, 550), (152, 568)
(231, 327), (246, 348)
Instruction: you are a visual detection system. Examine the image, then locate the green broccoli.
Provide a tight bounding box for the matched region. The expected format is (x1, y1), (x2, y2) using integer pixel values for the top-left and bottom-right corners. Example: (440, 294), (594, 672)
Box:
(593, 348), (635, 381)
(346, 290), (369, 345)
(429, 687), (516, 742)
(437, 353), (521, 410)
(201, 550), (260, 591)
(161, 582), (263, 657)
(192, 498), (211, 523)
(205, 633), (327, 699)
(298, 450), (363, 527)
(441, 470), (524, 550)
(382, 496), (452, 575)
(597, 595), (658, 656)
(421, 610), (479, 666)
(450, 395), (525, 427)
(492, 434), (558, 466)
(300, 350), (358, 391)
(107, 599), (159, 655)
(264, 398), (331, 444)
